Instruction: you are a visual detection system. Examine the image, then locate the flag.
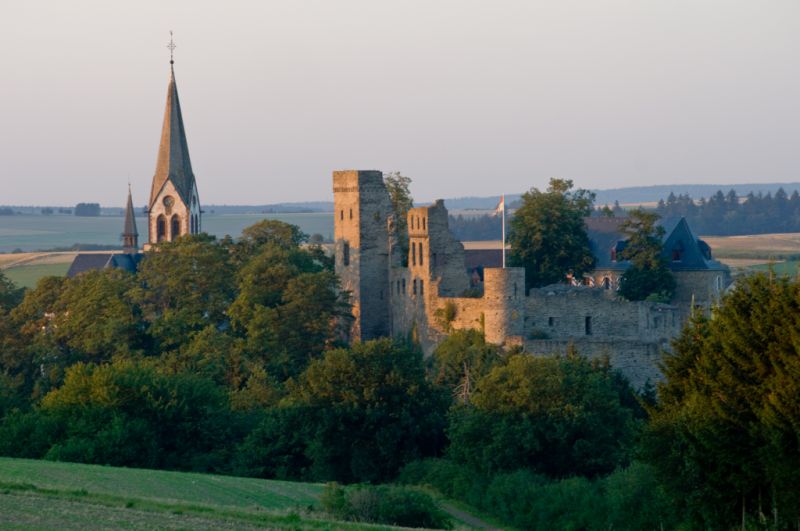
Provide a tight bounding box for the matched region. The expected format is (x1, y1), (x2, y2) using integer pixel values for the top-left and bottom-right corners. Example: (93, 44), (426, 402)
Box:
(493, 195), (505, 217)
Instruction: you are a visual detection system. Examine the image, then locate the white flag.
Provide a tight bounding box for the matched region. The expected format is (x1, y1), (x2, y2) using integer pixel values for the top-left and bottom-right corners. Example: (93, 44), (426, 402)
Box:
(493, 195), (505, 217)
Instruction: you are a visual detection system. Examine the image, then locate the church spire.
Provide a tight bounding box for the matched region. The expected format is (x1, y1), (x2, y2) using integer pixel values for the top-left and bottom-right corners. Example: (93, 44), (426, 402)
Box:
(149, 33), (196, 209)
(122, 185), (139, 253)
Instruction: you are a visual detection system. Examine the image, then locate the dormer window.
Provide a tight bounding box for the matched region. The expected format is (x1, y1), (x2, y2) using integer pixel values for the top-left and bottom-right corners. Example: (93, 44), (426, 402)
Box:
(672, 244), (684, 262)
(611, 249), (617, 262)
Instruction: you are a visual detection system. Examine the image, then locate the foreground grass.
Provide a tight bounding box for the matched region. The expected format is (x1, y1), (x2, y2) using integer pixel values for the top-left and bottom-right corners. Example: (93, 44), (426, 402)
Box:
(0, 458), (412, 530)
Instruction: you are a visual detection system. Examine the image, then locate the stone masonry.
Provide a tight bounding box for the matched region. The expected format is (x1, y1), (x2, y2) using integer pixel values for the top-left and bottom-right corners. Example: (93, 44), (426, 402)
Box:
(333, 170), (720, 388)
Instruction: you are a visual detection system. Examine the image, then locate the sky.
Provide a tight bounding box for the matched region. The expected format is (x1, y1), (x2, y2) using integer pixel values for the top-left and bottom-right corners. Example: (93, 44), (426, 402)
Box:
(1, 0), (798, 206)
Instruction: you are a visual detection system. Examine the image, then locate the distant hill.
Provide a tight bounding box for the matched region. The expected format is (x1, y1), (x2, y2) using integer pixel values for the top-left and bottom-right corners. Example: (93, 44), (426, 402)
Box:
(5, 182), (800, 214)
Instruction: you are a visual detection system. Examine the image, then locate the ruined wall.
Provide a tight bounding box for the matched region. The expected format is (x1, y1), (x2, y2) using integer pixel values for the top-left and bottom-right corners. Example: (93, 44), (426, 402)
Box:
(333, 170), (392, 341)
(525, 339), (664, 389)
(525, 285), (681, 342)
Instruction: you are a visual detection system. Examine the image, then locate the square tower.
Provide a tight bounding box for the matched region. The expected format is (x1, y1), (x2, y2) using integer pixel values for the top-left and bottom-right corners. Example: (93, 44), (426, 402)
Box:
(333, 170), (393, 341)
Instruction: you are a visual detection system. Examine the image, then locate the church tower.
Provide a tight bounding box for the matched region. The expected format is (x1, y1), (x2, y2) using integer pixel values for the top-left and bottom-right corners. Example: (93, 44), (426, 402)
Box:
(147, 37), (201, 246)
(122, 186), (139, 253)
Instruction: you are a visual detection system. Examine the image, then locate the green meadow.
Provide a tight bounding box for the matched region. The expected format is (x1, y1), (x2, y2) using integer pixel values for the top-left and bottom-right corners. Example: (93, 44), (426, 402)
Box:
(0, 458), (415, 530)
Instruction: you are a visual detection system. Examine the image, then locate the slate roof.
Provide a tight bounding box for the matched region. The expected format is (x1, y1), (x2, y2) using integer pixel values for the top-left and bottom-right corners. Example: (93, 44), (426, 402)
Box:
(149, 65), (196, 208)
(66, 253), (143, 278)
(123, 187), (138, 237)
(587, 216), (727, 271)
(462, 216), (727, 273)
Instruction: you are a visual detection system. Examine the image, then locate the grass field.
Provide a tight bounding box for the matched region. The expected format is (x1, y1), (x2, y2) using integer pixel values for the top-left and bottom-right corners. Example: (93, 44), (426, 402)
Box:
(4, 262), (71, 288)
(0, 458), (433, 530)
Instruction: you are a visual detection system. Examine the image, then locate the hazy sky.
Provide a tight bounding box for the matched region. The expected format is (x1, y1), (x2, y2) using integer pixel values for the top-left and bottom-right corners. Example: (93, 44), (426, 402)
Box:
(1, 0), (798, 205)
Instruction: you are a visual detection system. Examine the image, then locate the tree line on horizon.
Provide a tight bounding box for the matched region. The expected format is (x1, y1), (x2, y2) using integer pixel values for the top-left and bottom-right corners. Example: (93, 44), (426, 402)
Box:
(448, 186), (800, 241)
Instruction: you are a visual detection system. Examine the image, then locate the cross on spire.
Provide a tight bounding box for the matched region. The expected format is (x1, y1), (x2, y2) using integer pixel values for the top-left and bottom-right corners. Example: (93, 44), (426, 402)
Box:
(167, 31), (176, 64)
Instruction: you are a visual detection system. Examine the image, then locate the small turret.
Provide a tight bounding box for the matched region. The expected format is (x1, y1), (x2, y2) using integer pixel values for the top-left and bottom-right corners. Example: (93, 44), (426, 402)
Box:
(122, 186), (139, 253)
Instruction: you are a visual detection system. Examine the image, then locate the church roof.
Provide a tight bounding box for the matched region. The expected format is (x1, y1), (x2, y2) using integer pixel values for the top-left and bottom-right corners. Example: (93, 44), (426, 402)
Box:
(66, 253), (143, 278)
(123, 187), (138, 237)
(149, 65), (196, 208)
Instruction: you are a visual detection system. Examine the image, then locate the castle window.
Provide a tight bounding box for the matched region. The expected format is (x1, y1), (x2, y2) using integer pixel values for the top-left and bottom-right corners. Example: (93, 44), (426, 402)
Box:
(413, 279), (417, 295)
(419, 242), (423, 266)
(340, 210), (344, 221)
(170, 215), (180, 241)
(548, 317), (554, 327)
(411, 242), (416, 265)
(343, 243), (350, 266)
(157, 215), (166, 242)
(422, 217), (426, 230)
(585, 316), (592, 335)
(349, 208), (353, 220)
(420, 280), (424, 296)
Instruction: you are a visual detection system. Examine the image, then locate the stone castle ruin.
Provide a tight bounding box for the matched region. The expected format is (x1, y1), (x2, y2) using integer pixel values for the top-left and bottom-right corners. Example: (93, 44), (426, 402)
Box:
(333, 170), (730, 388)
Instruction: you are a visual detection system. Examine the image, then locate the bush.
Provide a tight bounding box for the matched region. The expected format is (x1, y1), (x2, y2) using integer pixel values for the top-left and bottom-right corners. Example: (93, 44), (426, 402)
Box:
(321, 483), (451, 529)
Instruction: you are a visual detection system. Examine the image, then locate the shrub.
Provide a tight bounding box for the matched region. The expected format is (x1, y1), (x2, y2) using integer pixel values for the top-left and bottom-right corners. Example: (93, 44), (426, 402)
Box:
(321, 483), (451, 529)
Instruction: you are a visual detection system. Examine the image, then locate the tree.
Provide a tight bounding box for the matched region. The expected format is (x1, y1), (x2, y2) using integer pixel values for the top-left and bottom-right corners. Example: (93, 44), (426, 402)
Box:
(384, 172), (414, 265)
(0, 270), (24, 312)
(617, 209), (675, 301)
(642, 273), (800, 528)
(508, 178), (596, 290)
(134, 234), (235, 352)
(238, 339), (448, 483)
(447, 352), (637, 478)
(430, 329), (502, 402)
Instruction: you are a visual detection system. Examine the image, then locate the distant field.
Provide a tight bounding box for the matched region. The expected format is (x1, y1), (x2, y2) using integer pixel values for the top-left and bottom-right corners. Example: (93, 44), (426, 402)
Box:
(0, 458), (395, 530)
(0, 213), (334, 253)
(4, 263), (71, 288)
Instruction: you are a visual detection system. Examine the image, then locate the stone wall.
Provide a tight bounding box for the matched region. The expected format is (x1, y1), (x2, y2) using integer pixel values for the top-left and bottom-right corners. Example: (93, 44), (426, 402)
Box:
(525, 339), (664, 389)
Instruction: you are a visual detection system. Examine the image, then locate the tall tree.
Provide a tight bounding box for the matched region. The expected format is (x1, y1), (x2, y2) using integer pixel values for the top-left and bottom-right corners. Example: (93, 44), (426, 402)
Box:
(384, 172), (414, 265)
(508, 178), (595, 290)
(617, 209), (675, 302)
(643, 273), (800, 528)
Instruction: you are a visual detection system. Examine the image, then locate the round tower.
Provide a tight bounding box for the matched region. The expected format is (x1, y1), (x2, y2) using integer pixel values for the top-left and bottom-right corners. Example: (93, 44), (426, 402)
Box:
(482, 267), (525, 345)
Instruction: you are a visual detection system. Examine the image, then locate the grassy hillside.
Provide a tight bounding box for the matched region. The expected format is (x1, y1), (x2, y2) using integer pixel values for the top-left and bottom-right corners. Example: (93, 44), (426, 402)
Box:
(0, 458), (412, 530)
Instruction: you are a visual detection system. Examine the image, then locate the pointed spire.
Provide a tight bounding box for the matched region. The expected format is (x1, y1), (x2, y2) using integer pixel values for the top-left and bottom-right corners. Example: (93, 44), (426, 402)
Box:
(122, 185), (139, 252)
(149, 37), (196, 209)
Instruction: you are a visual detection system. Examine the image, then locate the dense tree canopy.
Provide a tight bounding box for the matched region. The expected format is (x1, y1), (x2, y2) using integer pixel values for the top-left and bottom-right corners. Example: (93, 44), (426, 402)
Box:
(643, 273), (800, 528)
(508, 179), (596, 290)
(447, 352), (637, 478)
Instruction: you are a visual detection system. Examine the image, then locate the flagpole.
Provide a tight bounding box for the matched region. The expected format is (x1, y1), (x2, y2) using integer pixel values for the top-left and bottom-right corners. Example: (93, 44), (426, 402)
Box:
(501, 194), (506, 268)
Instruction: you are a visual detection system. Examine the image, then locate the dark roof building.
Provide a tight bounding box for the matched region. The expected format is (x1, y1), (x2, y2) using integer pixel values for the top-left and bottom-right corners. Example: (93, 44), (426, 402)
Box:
(66, 252), (143, 278)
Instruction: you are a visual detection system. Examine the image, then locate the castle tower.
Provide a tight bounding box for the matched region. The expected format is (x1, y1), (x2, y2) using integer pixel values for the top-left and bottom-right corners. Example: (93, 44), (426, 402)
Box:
(121, 186), (139, 253)
(333, 170), (392, 341)
(147, 51), (201, 246)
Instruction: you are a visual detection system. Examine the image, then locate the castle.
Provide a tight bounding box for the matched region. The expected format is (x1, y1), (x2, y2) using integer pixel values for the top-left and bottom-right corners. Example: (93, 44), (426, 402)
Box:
(333, 171), (730, 388)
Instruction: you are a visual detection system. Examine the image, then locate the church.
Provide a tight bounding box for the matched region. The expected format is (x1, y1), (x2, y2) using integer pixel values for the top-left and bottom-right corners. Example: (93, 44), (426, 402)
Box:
(68, 46), (200, 277)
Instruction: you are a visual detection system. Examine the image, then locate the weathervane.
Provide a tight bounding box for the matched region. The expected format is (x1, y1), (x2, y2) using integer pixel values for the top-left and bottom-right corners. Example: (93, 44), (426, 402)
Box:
(167, 31), (176, 64)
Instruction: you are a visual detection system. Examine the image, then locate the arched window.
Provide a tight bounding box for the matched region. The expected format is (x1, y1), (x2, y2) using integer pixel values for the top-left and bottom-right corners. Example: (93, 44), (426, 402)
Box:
(349, 208), (353, 220)
(422, 217), (426, 230)
(411, 241), (416, 265)
(171, 215), (180, 241)
(343, 243), (350, 266)
(413, 279), (417, 295)
(156, 215), (166, 242)
(419, 279), (424, 296)
(418, 242), (423, 266)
